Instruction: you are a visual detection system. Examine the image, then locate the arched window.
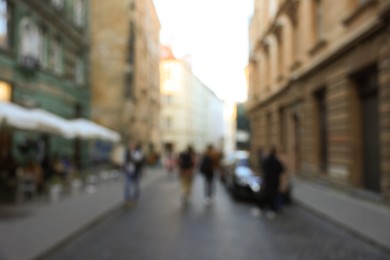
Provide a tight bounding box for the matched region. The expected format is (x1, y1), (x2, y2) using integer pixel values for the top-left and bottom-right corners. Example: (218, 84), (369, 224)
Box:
(277, 15), (294, 75)
(74, 0), (84, 27)
(39, 26), (48, 69)
(49, 37), (62, 74)
(19, 17), (40, 68)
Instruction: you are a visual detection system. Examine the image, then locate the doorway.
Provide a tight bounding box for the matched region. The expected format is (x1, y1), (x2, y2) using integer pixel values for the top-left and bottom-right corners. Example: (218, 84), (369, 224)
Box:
(315, 88), (328, 173)
(356, 67), (381, 192)
(292, 113), (301, 173)
(279, 107), (287, 152)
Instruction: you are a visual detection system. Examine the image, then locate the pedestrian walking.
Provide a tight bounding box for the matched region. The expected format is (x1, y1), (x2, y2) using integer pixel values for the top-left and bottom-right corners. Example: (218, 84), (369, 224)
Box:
(258, 146), (285, 219)
(124, 143), (145, 207)
(178, 145), (196, 204)
(278, 150), (291, 206)
(200, 145), (218, 204)
(165, 150), (175, 177)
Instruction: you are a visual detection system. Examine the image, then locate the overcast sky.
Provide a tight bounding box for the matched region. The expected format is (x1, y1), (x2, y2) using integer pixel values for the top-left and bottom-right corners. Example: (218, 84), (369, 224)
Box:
(153, 0), (254, 102)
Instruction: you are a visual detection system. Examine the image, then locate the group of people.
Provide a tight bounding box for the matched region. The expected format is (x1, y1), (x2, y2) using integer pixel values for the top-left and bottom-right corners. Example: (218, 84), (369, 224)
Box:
(122, 142), (222, 207)
(123, 142), (288, 216)
(176, 144), (222, 205)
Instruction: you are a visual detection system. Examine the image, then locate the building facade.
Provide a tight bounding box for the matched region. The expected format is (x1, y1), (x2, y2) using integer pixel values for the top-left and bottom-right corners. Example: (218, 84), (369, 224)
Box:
(91, 0), (161, 151)
(160, 46), (224, 154)
(248, 0), (390, 199)
(0, 0), (90, 165)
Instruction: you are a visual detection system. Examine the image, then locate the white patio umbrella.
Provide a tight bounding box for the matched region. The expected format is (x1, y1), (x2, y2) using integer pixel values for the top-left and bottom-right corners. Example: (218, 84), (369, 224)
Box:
(29, 109), (75, 139)
(101, 128), (121, 143)
(69, 119), (121, 142)
(0, 101), (39, 130)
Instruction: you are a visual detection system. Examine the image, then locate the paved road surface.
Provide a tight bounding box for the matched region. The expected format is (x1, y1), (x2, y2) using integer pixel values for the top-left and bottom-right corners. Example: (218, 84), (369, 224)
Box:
(44, 170), (390, 260)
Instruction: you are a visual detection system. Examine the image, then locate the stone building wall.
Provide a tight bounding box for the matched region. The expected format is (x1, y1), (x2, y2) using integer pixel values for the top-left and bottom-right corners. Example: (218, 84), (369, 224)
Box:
(91, 0), (160, 151)
(248, 0), (390, 199)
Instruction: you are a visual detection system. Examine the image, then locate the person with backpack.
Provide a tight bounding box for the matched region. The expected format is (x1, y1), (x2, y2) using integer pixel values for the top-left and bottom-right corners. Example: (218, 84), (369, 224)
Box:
(200, 144), (218, 204)
(178, 145), (196, 203)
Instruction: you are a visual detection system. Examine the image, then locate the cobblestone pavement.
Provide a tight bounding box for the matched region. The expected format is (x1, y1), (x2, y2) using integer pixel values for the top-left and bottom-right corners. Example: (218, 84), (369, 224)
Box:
(44, 171), (390, 260)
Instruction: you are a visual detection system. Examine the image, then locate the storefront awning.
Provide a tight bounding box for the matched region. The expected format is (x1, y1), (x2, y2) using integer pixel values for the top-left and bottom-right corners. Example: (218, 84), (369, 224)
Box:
(30, 109), (75, 139)
(69, 119), (121, 143)
(0, 101), (39, 130)
(0, 101), (121, 143)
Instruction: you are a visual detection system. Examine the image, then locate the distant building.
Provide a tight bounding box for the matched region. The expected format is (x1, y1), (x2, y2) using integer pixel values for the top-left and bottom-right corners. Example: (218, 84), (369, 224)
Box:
(91, 0), (161, 152)
(0, 0), (90, 165)
(248, 0), (390, 199)
(160, 45), (224, 154)
(223, 101), (237, 156)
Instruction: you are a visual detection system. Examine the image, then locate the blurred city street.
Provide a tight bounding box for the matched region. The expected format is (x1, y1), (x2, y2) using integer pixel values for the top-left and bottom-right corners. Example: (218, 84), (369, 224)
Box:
(1, 1), (390, 260)
(41, 167), (389, 260)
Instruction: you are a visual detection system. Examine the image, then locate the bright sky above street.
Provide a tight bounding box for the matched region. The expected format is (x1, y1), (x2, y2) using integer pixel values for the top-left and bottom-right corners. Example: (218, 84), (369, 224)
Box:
(153, 0), (254, 102)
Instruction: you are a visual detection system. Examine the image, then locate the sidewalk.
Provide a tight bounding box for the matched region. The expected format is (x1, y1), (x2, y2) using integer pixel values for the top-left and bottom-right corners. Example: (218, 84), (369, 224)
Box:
(292, 177), (390, 253)
(0, 167), (163, 260)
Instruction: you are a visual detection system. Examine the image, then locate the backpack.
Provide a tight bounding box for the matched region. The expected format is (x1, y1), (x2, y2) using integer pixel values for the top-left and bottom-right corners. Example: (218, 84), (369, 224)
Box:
(179, 152), (193, 169)
(200, 155), (213, 174)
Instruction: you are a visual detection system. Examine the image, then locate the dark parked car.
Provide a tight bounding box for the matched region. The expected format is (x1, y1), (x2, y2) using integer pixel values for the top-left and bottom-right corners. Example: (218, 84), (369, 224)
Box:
(221, 151), (262, 201)
(221, 151), (292, 204)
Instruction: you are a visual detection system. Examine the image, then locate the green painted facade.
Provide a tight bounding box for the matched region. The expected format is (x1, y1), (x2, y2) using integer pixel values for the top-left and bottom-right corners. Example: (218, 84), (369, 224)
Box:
(0, 0), (91, 166)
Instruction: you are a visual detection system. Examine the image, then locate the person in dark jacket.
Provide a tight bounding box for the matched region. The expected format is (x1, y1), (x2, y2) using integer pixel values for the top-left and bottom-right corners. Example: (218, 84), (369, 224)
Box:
(259, 146), (284, 218)
(200, 145), (218, 204)
(178, 145), (196, 203)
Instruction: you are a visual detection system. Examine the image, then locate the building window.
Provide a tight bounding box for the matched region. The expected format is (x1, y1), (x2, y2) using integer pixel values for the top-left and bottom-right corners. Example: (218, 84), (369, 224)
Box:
(51, 0), (64, 10)
(0, 0), (12, 49)
(49, 37), (62, 75)
(315, 0), (323, 40)
(276, 30), (283, 79)
(0, 81), (11, 101)
(75, 58), (85, 84)
(292, 22), (299, 63)
(164, 94), (173, 105)
(74, 0), (84, 27)
(19, 17), (40, 68)
(164, 117), (172, 130)
(268, 0), (277, 20)
(39, 26), (48, 69)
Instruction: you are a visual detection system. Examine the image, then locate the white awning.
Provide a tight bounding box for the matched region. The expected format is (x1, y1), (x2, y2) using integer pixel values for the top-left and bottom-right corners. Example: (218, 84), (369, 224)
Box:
(30, 109), (75, 139)
(0, 101), (39, 130)
(69, 119), (121, 142)
(0, 101), (121, 143)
